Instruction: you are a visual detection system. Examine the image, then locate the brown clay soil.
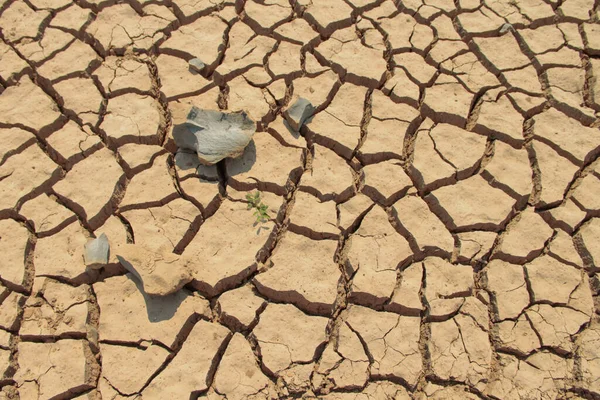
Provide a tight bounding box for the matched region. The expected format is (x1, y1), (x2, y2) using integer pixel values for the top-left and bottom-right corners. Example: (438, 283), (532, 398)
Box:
(1, 0), (600, 398)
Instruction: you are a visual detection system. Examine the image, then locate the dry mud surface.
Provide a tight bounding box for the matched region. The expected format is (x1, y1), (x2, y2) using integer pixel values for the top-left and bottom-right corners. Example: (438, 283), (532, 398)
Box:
(1, 0), (600, 398)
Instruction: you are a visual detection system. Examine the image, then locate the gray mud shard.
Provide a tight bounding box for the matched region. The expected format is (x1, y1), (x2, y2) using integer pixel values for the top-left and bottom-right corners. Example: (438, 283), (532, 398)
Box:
(84, 233), (109, 269)
(188, 58), (205, 73)
(284, 97), (315, 131)
(173, 107), (256, 165)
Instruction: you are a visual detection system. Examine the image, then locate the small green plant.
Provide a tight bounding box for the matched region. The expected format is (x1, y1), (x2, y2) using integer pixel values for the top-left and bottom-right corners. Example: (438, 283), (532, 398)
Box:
(246, 191), (270, 223)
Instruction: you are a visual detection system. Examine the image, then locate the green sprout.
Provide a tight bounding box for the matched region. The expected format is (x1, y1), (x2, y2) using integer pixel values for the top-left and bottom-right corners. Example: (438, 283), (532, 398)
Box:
(246, 191), (270, 223)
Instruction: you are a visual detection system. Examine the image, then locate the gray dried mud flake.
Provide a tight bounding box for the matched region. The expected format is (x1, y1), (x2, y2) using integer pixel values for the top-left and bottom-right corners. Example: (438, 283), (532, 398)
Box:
(173, 107), (256, 165)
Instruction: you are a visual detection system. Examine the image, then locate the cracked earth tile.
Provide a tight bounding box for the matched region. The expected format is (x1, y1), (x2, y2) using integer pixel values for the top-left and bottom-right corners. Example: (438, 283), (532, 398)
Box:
(120, 154), (176, 208)
(576, 325), (600, 394)
(532, 140), (579, 205)
(299, 144), (354, 202)
(143, 320), (230, 398)
(290, 70), (339, 111)
(430, 175), (516, 229)
(420, 383), (480, 400)
(46, 121), (101, 162)
(475, 95), (524, 145)
(15, 28), (74, 65)
(226, 132), (304, 195)
(584, 23), (600, 56)
(474, 34), (530, 71)
(121, 198), (199, 254)
(0, 145), (59, 211)
(254, 231), (339, 315)
(580, 218), (600, 268)
(430, 123), (487, 173)
(410, 125), (455, 189)
(441, 52), (500, 93)
(456, 8), (505, 34)
(393, 53), (437, 86)
(0, 219), (29, 290)
(424, 257), (474, 318)
(307, 83), (366, 159)
(578, 175), (600, 214)
(559, 0), (593, 19)
(54, 148), (123, 224)
(346, 205), (411, 306)
(93, 56), (153, 95)
(245, 0), (292, 30)
(496, 208), (553, 260)
(337, 193), (373, 231)
(100, 342), (168, 395)
(288, 191), (338, 239)
(546, 230), (582, 268)
(392, 194), (455, 254)
(227, 76), (272, 122)
(423, 74), (473, 125)
(371, 90), (419, 122)
(486, 352), (572, 399)
(0, 291), (25, 331)
(362, 161), (412, 205)
(171, 0), (232, 21)
(0, 1), (49, 43)
(314, 322), (369, 390)
(252, 303), (328, 374)
(160, 15), (227, 69)
(101, 94), (162, 146)
(21, 278), (89, 337)
(86, 4), (173, 52)
(387, 262), (423, 315)
(497, 314), (541, 356)
(182, 196), (278, 297)
(544, 199), (584, 234)
(0, 42), (29, 84)
(214, 24), (276, 84)
(546, 67), (591, 116)
(486, 260), (529, 320)
(383, 68), (420, 105)
(33, 220), (89, 279)
(428, 40), (471, 66)
(29, 0), (70, 9)
(216, 285), (266, 331)
(268, 41), (302, 79)
(0, 77), (61, 130)
(14, 340), (98, 399)
(117, 144), (165, 172)
(525, 255), (591, 308)
(381, 13), (433, 52)
(458, 231), (496, 261)
(274, 18), (319, 45)
(156, 54), (210, 99)
(534, 108), (600, 165)
(484, 141), (533, 198)
(213, 333), (271, 399)
(37, 40), (100, 82)
(302, 0), (353, 36)
(429, 298), (491, 388)
(358, 118), (410, 163)
(315, 27), (387, 88)
(94, 274), (210, 349)
(504, 66), (543, 94)
(54, 77), (103, 125)
(267, 116), (306, 148)
(174, 161), (220, 209)
(49, 4), (92, 32)
(526, 304), (589, 354)
(345, 305), (422, 388)
(322, 381), (411, 399)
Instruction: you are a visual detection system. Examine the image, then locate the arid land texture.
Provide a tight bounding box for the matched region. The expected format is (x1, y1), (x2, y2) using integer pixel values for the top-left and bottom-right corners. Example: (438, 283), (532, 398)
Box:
(0, 0), (600, 398)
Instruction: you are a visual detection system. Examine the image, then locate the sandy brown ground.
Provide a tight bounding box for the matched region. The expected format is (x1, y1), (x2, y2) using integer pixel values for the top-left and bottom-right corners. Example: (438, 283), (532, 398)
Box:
(0, 0), (600, 398)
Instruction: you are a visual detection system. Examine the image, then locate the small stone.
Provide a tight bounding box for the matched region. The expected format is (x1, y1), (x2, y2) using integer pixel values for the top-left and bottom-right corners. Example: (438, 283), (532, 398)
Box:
(116, 244), (193, 296)
(188, 58), (205, 73)
(84, 233), (109, 269)
(499, 23), (513, 34)
(284, 98), (315, 131)
(172, 107), (256, 165)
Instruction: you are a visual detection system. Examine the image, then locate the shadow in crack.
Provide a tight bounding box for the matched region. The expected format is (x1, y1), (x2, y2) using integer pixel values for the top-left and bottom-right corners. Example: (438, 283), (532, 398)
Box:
(127, 274), (189, 323)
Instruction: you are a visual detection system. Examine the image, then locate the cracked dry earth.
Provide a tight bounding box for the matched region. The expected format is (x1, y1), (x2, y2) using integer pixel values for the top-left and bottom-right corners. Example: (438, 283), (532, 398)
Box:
(3, 0), (600, 399)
